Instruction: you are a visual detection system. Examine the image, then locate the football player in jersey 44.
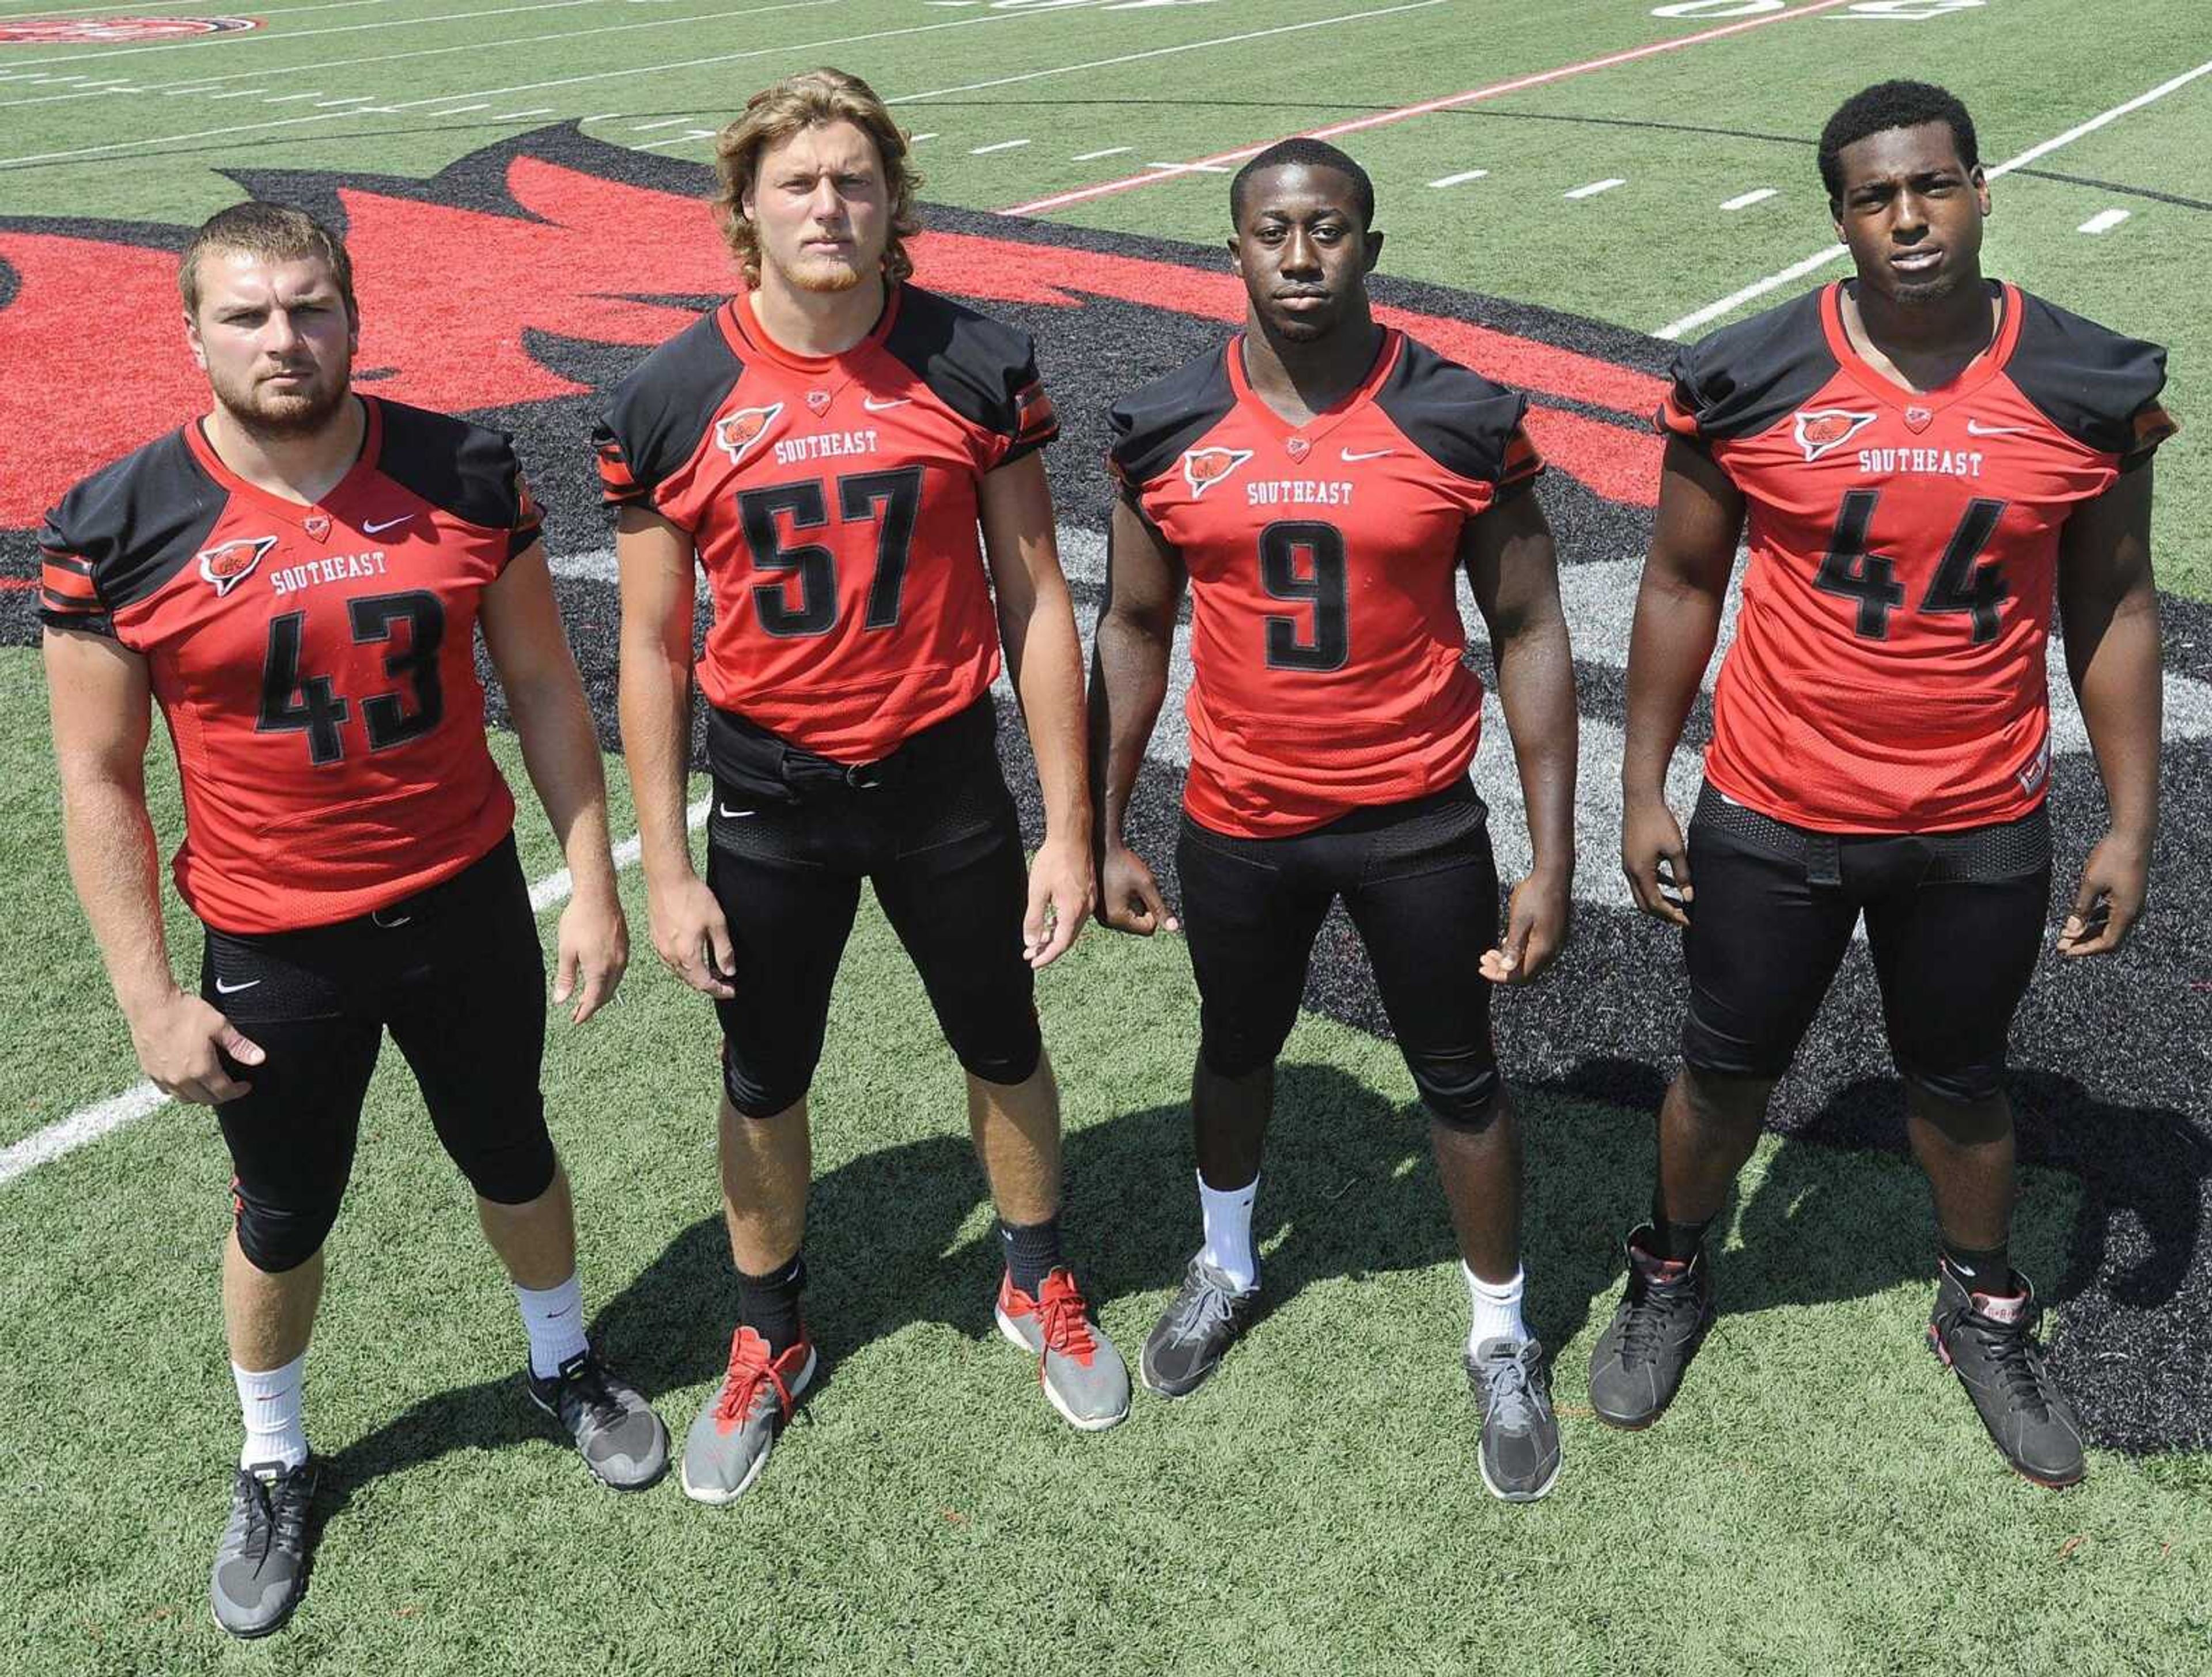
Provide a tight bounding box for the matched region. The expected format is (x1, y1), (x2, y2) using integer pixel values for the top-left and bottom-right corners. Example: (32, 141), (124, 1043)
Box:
(598, 68), (1127, 1506)
(1089, 140), (1578, 1502)
(1601, 81), (2175, 1487)
(39, 206), (667, 1638)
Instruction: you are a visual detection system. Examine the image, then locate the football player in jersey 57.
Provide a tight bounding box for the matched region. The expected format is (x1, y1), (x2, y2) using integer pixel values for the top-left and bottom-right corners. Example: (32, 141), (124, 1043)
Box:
(1598, 81), (2175, 1486)
(39, 205), (666, 1638)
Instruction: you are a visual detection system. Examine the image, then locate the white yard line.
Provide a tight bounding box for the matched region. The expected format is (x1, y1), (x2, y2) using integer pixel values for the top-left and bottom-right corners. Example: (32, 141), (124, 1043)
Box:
(1656, 57), (2212, 339)
(1, 796), (713, 1190)
(0, 3), (1073, 165)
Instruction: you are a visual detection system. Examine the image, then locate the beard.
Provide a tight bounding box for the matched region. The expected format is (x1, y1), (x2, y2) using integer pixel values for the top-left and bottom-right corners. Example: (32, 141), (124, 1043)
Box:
(209, 355), (353, 440)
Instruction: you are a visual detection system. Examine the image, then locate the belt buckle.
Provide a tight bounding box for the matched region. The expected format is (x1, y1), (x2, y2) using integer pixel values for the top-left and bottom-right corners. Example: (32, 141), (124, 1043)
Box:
(844, 760), (884, 790)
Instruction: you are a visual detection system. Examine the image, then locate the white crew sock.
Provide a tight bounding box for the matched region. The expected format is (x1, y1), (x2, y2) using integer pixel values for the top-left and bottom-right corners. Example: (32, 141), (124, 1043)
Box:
(1464, 1263), (1530, 1355)
(516, 1272), (590, 1380)
(1197, 1171), (1260, 1293)
(233, 1353), (308, 1472)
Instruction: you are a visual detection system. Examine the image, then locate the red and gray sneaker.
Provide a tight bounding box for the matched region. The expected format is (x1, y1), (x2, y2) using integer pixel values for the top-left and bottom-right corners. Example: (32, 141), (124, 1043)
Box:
(680, 1325), (816, 1505)
(995, 1267), (1130, 1431)
(1928, 1265), (2085, 1487)
(1586, 1226), (1716, 1430)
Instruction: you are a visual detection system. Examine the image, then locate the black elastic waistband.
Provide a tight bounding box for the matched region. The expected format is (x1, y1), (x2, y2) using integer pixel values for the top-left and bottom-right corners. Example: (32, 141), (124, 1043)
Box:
(1692, 783), (2050, 884)
(706, 695), (998, 803)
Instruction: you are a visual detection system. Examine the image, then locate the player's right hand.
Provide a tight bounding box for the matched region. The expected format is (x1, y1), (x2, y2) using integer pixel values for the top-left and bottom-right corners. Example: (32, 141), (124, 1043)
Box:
(127, 989), (263, 1106)
(1623, 793), (1692, 928)
(647, 873), (736, 1000)
(1096, 843), (1180, 936)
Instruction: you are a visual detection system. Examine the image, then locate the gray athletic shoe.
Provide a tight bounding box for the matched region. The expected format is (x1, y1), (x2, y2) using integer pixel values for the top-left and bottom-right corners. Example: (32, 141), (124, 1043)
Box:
(1587, 1226), (1716, 1429)
(995, 1267), (1130, 1430)
(526, 1349), (669, 1491)
(680, 1326), (816, 1505)
(209, 1457), (318, 1639)
(1928, 1266), (2085, 1487)
(1466, 1338), (1563, 1502)
(1140, 1257), (1260, 1398)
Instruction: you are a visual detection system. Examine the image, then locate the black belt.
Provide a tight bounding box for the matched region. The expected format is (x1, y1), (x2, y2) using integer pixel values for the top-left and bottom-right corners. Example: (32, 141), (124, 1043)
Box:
(706, 695), (997, 804)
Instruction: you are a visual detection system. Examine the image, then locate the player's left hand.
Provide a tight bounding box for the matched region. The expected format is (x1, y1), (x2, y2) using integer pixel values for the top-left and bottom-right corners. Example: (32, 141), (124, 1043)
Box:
(1482, 866), (1571, 986)
(2056, 828), (2151, 958)
(555, 890), (630, 1022)
(1024, 831), (1095, 970)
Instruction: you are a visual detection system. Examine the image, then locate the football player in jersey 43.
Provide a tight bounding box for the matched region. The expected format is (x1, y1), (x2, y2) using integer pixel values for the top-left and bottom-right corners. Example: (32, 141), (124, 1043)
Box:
(1599, 81), (2175, 1487)
(39, 206), (667, 1638)
(1089, 140), (1578, 1502)
(598, 67), (1127, 1506)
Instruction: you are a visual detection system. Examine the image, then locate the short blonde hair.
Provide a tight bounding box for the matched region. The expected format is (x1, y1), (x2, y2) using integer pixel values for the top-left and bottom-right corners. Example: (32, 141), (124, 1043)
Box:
(713, 67), (922, 286)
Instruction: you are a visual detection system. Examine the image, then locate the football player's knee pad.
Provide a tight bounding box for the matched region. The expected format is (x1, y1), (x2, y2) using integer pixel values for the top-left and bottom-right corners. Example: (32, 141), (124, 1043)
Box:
(1898, 1062), (2009, 1119)
(722, 1041), (812, 1120)
(456, 1118), (559, 1207)
(233, 1190), (340, 1275)
(1411, 1052), (1503, 1132)
(1195, 1024), (1285, 1083)
(951, 1012), (1044, 1089)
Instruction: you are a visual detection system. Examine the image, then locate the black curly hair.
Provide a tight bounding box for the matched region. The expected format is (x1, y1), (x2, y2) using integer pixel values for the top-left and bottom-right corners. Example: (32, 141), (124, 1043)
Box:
(1817, 80), (1979, 202)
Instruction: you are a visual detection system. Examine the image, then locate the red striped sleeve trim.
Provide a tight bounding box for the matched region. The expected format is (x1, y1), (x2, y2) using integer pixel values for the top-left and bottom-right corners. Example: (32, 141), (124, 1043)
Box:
(40, 559), (100, 602)
(1013, 382), (1059, 445)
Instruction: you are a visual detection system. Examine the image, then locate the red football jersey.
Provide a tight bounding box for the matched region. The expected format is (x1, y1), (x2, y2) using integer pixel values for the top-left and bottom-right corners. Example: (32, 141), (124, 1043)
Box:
(592, 285), (1058, 763)
(1111, 329), (1541, 838)
(39, 397), (535, 933)
(1661, 281), (2176, 832)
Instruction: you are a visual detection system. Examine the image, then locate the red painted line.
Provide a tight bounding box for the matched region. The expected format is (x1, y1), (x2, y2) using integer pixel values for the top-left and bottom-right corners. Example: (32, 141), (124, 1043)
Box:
(1001, 0), (1865, 217)
(0, 577), (34, 592)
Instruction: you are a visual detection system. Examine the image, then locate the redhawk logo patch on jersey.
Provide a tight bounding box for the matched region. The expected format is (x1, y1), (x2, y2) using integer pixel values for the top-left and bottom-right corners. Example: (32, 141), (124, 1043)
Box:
(1903, 404), (1934, 434)
(805, 389), (831, 417)
(303, 513), (332, 542)
(1183, 446), (1253, 498)
(715, 403), (782, 464)
(199, 535), (278, 597)
(1793, 408), (1878, 461)
(1285, 437), (1310, 461)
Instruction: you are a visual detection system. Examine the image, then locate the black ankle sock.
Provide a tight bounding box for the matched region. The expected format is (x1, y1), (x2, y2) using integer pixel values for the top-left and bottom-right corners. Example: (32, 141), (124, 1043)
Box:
(734, 1254), (807, 1357)
(1940, 1236), (2013, 1296)
(1650, 1202), (1716, 1264)
(999, 1216), (1063, 1297)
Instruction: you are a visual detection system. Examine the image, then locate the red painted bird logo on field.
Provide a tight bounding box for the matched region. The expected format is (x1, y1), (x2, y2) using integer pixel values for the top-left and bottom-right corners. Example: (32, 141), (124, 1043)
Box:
(0, 127), (1668, 532)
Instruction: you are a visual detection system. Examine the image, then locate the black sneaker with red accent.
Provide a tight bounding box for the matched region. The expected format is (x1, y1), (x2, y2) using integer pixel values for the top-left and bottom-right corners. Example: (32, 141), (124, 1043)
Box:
(1586, 1225), (1716, 1430)
(1928, 1263), (2085, 1487)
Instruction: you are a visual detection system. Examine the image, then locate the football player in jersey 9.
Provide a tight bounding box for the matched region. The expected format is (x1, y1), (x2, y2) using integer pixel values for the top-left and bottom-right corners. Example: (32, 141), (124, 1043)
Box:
(1089, 139), (1578, 1501)
(599, 67), (1127, 1508)
(39, 205), (667, 1638)
(1600, 81), (2174, 1486)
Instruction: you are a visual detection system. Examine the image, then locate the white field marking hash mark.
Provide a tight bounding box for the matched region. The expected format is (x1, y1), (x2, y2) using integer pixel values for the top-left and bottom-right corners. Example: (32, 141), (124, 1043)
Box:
(1656, 56), (2212, 339)
(631, 115), (696, 130)
(2, 794), (715, 1189)
(2078, 208), (2131, 234)
(970, 138), (1031, 153)
(1721, 188), (1777, 210)
(1073, 146), (1131, 161)
(1429, 169), (1487, 187)
(1565, 177), (1625, 199)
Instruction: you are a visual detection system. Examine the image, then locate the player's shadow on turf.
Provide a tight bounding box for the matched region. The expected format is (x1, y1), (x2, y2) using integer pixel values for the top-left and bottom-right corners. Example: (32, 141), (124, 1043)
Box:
(562, 1060), (1645, 1400)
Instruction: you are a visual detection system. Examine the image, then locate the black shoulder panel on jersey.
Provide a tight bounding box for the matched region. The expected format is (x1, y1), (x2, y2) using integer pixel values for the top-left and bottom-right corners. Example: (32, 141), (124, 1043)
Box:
(594, 307), (745, 496)
(40, 430), (225, 620)
(1106, 347), (1236, 489)
(1373, 334), (1529, 482)
(879, 283), (1040, 438)
(2006, 289), (2172, 458)
(374, 399), (524, 531)
(1671, 288), (1836, 442)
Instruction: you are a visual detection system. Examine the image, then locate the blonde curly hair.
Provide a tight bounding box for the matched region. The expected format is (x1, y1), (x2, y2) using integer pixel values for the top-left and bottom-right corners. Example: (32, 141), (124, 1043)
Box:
(713, 67), (922, 287)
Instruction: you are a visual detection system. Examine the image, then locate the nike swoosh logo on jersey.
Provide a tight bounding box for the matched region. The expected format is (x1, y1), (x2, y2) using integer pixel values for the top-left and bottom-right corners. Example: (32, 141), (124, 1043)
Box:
(1340, 447), (1393, 462)
(862, 397), (911, 412)
(718, 804), (757, 819)
(1964, 421), (2029, 437)
(214, 977), (262, 995)
(363, 513), (415, 534)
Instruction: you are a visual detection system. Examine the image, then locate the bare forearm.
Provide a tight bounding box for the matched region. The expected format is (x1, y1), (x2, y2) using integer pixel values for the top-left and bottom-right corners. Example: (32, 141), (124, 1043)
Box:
(59, 773), (176, 1016)
(617, 644), (698, 887)
(1088, 614), (1172, 850)
(1001, 581), (1090, 840)
(2069, 592), (2161, 841)
(508, 673), (619, 904)
(1494, 616), (1578, 876)
(1622, 580), (1724, 798)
